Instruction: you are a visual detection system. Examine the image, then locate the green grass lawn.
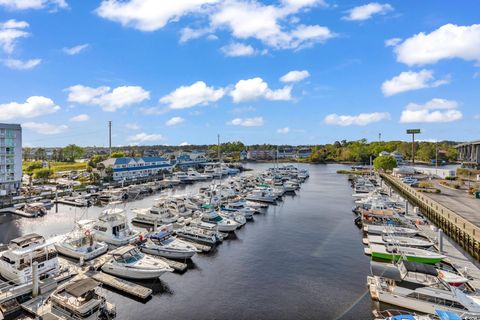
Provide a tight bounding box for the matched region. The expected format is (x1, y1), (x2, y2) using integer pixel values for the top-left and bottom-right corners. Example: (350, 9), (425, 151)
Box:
(23, 161), (87, 173)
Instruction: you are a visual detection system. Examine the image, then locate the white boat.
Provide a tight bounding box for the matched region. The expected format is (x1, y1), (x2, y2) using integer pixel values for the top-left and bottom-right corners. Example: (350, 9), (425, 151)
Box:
(131, 206), (177, 225)
(365, 225), (418, 237)
(200, 208), (238, 232)
(187, 168), (210, 180)
(55, 222), (108, 261)
(245, 189), (277, 204)
(92, 207), (140, 246)
(139, 231), (199, 259)
(102, 245), (173, 280)
(0, 234), (59, 284)
(175, 225), (221, 244)
(368, 261), (480, 316)
(220, 205), (254, 220)
(367, 235), (434, 248)
(47, 277), (116, 319)
(173, 171), (195, 183)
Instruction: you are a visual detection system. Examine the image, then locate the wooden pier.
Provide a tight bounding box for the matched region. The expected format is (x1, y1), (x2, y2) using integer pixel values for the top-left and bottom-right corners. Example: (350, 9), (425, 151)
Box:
(381, 173), (480, 262)
(54, 199), (86, 207)
(92, 272), (152, 300)
(180, 239), (212, 252)
(155, 257), (188, 272)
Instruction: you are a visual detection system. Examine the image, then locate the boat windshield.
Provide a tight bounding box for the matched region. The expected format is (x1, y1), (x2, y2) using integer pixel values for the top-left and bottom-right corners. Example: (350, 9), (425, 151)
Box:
(116, 249), (143, 264)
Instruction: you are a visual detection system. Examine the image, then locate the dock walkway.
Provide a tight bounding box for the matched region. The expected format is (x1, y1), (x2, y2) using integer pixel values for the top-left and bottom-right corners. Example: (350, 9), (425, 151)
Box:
(92, 272), (152, 300)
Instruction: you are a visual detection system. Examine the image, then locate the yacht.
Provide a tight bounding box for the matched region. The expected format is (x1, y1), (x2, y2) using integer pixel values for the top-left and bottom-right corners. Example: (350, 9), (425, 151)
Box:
(139, 231), (199, 259)
(92, 207), (140, 246)
(220, 204), (254, 220)
(366, 235), (434, 248)
(187, 168), (210, 180)
(55, 222), (108, 261)
(47, 277), (116, 319)
(173, 171), (195, 183)
(245, 189), (277, 204)
(364, 225), (419, 237)
(219, 210), (246, 227)
(368, 261), (480, 316)
(102, 245), (173, 280)
(0, 234), (59, 284)
(200, 208), (239, 232)
(131, 206), (177, 225)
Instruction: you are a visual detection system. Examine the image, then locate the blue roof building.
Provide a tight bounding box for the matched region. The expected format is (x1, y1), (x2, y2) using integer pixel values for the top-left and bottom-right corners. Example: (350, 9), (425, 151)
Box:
(101, 157), (173, 181)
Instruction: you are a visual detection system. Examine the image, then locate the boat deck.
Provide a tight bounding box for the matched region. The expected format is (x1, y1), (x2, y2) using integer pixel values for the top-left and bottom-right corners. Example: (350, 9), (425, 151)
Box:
(92, 272), (152, 300)
(417, 224), (480, 292)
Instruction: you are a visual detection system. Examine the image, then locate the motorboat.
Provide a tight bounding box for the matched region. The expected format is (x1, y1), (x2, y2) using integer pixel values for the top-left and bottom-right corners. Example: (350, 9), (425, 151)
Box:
(47, 277), (116, 319)
(368, 261), (480, 316)
(175, 225), (222, 245)
(55, 222), (108, 261)
(23, 202), (48, 217)
(245, 189), (277, 204)
(369, 244), (445, 264)
(131, 206), (177, 225)
(200, 207), (239, 232)
(173, 171), (195, 183)
(102, 245), (173, 280)
(0, 233), (59, 284)
(220, 204), (254, 220)
(366, 235), (434, 248)
(139, 231), (199, 259)
(92, 207), (140, 246)
(187, 168), (210, 180)
(364, 225), (419, 237)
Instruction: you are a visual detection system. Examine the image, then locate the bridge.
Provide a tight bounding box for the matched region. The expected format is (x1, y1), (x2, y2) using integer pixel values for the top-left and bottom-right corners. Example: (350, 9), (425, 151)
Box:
(455, 140), (480, 168)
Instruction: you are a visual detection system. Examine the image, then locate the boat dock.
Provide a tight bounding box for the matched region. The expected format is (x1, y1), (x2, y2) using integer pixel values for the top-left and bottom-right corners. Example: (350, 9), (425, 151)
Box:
(92, 272), (152, 300)
(180, 239), (211, 252)
(154, 257), (188, 272)
(54, 199), (87, 207)
(0, 208), (39, 218)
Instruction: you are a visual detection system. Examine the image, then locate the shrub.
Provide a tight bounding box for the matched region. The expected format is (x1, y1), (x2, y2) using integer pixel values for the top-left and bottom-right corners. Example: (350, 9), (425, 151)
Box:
(418, 181), (433, 189)
(445, 176), (457, 181)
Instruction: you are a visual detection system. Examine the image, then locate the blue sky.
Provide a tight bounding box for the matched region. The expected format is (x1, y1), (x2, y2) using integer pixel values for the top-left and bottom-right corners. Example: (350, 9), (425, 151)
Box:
(0, 0), (479, 147)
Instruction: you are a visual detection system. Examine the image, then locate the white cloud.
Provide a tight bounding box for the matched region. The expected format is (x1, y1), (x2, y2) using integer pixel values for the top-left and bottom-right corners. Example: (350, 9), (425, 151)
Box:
(227, 116), (264, 127)
(96, 0), (219, 32)
(127, 132), (164, 144)
(139, 107), (169, 115)
(393, 24), (480, 66)
(400, 98), (463, 123)
(3, 58), (41, 70)
(0, 19), (30, 53)
(179, 27), (212, 43)
(0, 0), (67, 10)
(324, 112), (390, 126)
(23, 122), (68, 135)
(277, 127), (290, 133)
(0, 96), (60, 120)
(343, 2), (393, 21)
(125, 122), (140, 129)
(381, 69), (448, 96)
(232, 106), (256, 114)
(165, 116), (185, 126)
(221, 42), (256, 57)
(63, 43), (89, 55)
(474, 114), (480, 120)
(66, 84), (150, 112)
(230, 77), (292, 103)
(384, 37), (401, 47)
(69, 114), (90, 122)
(179, 141), (190, 146)
(160, 81), (224, 109)
(280, 70), (310, 83)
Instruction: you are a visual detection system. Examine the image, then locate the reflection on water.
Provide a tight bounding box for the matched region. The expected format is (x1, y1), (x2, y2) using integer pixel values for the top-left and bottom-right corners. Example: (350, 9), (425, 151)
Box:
(0, 163), (373, 320)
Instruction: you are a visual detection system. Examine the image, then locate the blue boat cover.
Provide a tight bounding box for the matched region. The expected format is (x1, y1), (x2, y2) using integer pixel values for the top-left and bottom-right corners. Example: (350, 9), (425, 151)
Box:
(149, 231), (171, 240)
(389, 315), (416, 320)
(435, 310), (462, 320)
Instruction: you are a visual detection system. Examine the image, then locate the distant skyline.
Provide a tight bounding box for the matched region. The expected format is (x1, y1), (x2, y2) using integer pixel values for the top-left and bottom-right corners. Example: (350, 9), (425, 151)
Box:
(0, 1), (479, 147)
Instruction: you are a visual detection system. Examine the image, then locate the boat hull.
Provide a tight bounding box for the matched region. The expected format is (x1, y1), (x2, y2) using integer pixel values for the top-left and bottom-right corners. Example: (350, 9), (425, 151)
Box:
(140, 246), (196, 259)
(101, 263), (169, 280)
(371, 251), (444, 264)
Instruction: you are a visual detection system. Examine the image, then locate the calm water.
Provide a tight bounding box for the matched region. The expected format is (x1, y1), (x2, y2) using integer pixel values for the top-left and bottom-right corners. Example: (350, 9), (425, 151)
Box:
(0, 163), (374, 320)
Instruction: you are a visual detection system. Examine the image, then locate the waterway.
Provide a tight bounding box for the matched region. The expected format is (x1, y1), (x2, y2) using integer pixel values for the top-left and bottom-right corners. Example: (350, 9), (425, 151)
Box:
(0, 163), (374, 320)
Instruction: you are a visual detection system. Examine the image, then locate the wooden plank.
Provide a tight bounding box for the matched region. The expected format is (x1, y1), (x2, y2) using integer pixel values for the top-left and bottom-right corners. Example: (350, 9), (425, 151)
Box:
(155, 257), (187, 272)
(92, 272), (152, 299)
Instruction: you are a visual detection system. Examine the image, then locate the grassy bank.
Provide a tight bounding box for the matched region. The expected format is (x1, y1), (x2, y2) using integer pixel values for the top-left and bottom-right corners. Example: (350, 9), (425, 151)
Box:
(23, 161), (87, 173)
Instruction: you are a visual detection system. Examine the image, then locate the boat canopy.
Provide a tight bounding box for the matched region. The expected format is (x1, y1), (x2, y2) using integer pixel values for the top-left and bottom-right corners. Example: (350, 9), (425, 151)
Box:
(149, 231), (171, 240)
(370, 261), (402, 281)
(401, 260), (438, 276)
(389, 316), (416, 320)
(201, 204), (214, 210)
(435, 310), (462, 320)
(65, 278), (100, 297)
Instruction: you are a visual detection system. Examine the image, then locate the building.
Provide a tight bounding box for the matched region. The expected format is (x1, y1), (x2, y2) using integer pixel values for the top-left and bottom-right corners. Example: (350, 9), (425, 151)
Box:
(0, 124), (22, 196)
(296, 148), (312, 159)
(455, 141), (480, 168)
(174, 153), (208, 169)
(101, 157), (172, 181)
(247, 150), (275, 160)
(390, 151), (404, 165)
(278, 148), (296, 159)
(240, 150), (248, 161)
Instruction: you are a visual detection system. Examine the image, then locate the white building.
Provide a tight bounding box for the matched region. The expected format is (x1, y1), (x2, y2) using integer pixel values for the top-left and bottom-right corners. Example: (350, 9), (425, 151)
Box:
(101, 157), (172, 181)
(0, 124), (22, 196)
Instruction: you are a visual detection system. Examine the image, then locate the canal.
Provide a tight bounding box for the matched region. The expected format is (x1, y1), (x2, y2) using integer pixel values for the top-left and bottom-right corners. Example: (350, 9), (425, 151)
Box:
(0, 163), (373, 320)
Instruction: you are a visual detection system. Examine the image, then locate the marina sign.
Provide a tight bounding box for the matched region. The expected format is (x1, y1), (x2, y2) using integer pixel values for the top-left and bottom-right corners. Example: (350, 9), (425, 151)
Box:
(406, 129), (421, 134)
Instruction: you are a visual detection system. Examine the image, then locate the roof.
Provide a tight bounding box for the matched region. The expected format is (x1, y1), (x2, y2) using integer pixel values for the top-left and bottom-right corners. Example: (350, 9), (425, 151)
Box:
(401, 260), (438, 276)
(455, 140), (480, 148)
(65, 278), (100, 297)
(370, 261), (402, 281)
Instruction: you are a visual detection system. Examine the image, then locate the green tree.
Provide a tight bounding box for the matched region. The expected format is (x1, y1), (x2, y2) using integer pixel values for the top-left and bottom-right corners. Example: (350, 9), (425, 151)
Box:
(34, 148), (46, 160)
(25, 162), (43, 175)
(63, 144), (84, 162)
(373, 155), (397, 171)
(111, 152), (126, 158)
(33, 168), (53, 182)
(90, 172), (101, 184)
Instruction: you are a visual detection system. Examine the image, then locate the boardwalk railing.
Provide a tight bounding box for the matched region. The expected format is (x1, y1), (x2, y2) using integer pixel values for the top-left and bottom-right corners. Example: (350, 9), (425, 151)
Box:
(380, 173), (480, 262)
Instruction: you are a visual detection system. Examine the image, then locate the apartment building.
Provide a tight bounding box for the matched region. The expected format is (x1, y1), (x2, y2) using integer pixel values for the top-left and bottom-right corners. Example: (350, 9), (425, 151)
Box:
(0, 124), (22, 196)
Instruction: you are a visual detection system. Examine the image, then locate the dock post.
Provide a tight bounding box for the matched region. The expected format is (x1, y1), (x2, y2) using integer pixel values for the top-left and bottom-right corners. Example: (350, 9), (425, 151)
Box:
(405, 200), (409, 215)
(32, 261), (39, 297)
(438, 229), (444, 253)
(55, 187), (58, 213)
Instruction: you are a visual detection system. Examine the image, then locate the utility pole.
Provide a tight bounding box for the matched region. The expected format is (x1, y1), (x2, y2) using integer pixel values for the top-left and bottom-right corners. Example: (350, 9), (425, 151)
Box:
(217, 134), (220, 162)
(406, 129), (421, 164)
(435, 140), (438, 176)
(108, 121), (112, 156)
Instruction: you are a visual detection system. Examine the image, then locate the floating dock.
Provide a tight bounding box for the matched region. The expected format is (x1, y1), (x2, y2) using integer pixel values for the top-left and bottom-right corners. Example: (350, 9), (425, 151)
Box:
(92, 272), (152, 300)
(54, 199), (86, 207)
(180, 239), (212, 252)
(155, 257), (187, 272)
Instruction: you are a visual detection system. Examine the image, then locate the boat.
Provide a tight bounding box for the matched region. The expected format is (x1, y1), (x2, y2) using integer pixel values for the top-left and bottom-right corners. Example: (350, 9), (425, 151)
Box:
(245, 189), (277, 204)
(92, 207), (140, 246)
(364, 225), (419, 237)
(200, 207), (239, 232)
(131, 206), (177, 225)
(139, 231), (199, 259)
(0, 233), (59, 284)
(366, 235), (434, 248)
(55, 222), (108, 261)
(24, 202), (48, 217)
(175, 225), (221, 245)
(368, 261), (480, 316)
(47, 277), (116, 319)
(187, 168), (210, 180)
(369, 244), (445, 264)
(102, 245), (173, 280)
